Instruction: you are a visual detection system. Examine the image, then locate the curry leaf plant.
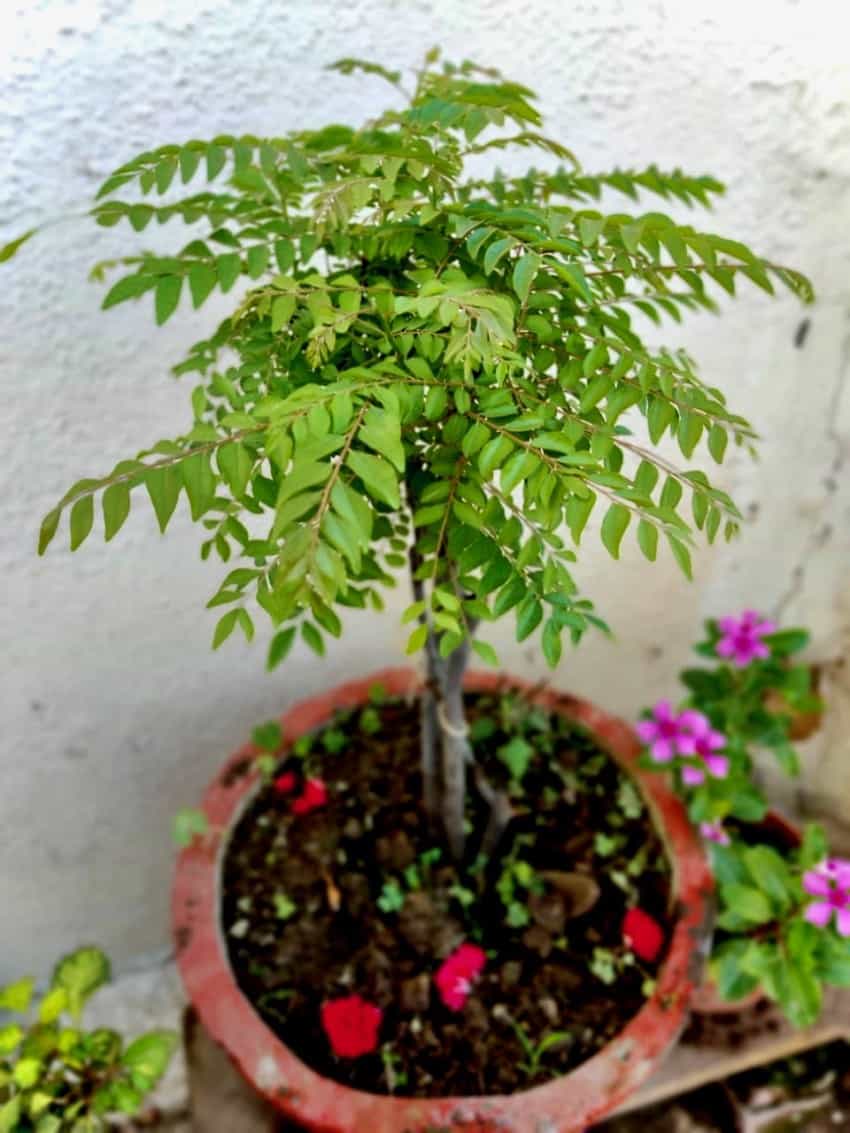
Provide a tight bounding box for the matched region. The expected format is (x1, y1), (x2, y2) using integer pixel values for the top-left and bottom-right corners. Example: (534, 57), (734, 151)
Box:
(2, 52), (812, 858)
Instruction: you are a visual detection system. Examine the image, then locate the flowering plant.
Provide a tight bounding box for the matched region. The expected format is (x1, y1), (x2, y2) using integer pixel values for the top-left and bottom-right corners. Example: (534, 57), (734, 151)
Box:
(638, 614), (850, 1026)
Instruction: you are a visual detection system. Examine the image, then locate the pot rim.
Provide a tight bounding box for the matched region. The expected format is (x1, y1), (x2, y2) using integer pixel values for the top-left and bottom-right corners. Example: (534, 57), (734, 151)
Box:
(172, 667), (713, 1133)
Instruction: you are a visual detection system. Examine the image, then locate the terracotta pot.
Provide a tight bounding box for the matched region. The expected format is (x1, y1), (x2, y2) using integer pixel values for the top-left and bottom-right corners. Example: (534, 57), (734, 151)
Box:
(691, 810), (801, 1016)
(173, 668), (713, 1133)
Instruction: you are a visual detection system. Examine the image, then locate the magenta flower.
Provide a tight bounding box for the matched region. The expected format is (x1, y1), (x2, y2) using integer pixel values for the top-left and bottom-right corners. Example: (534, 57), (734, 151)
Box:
(699, 821), (730, 845)
(716, 610), (775, 668)
(677, 710), (729, 785)
(636, 701), (692, 763)
(804, 858), (850, 936)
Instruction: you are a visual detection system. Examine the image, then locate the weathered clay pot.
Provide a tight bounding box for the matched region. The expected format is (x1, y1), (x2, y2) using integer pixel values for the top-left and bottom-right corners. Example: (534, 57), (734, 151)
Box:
(173, 668), (713, 1133)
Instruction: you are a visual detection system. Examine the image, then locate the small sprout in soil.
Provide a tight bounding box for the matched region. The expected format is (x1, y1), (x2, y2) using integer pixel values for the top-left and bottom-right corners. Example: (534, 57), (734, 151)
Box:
(252, 721), (283, 753)
(617, 779), (643, 819)
(449, 884), (476, 909)
(377, 880), (406, 914)
(498, 736), (534, 784)
(273, 893), (297, 921)
(610, 869), (632, 894)
(322, 728), (347, 754)
(255, 754), (277, 779)
(368, 682), (387, 705)
(496, 1009), (573, 1080)
(359, 706), (381, 734)
(590, 948), (619, 985)
(593, 832), (622, 857)
(172, 807), (209, 847)
(293, 734), (312, 759)
(403, 864), (421, 889)
(507, 902), (530, 928)
(380, 1045), (408, 1093)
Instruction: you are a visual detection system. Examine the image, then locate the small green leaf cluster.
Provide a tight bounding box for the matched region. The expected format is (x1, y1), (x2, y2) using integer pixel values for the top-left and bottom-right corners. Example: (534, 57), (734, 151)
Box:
(709, 825), (850, 1027)
(3, 50), (811, 673)
(0, 948), (176, 1132)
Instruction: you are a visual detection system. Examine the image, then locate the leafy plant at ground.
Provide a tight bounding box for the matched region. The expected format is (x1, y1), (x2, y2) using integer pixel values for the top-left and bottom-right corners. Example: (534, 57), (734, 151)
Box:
(3, 50), (811, 863)
(637, 613), (850, 1026)
(0, 947), (176, 1132)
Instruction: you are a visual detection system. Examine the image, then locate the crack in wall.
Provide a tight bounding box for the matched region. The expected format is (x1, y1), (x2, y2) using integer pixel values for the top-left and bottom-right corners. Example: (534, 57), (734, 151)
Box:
(773, 311), (850, 621)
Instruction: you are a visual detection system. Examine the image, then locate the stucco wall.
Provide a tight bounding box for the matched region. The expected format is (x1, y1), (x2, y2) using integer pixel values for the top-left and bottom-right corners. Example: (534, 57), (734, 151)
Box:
(2, 0), (849, 979)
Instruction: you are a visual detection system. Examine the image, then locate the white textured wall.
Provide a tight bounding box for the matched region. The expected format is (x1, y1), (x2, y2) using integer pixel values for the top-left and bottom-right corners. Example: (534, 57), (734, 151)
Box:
(2, 0), (849, 979)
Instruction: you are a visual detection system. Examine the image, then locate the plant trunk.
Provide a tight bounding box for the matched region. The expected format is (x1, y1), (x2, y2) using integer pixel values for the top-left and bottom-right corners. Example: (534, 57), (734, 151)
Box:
(432, 632), (473, 860)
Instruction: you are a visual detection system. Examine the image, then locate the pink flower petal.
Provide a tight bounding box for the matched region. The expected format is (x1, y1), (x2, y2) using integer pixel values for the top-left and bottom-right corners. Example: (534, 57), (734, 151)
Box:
(682, 765), (705, 786)
(804, 871), (832, 897)
(805, 900), (833, 928)
(705, 754), (730, 779)
(678, 709), (709, 734)
(716, 637), (737, 658)
(718, 616), (739, 634)
(636, 720), (658, 743)
(837, 909), (850, 938)
(650, 737), (674, 762)
(675, 734), (697, 756)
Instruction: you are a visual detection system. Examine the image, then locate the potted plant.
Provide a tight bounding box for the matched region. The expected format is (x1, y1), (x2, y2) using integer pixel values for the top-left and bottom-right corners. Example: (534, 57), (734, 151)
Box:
(3, 50), (817, 1131)
(636, 615), (850, 1024)
(0, 947), (176, 1131)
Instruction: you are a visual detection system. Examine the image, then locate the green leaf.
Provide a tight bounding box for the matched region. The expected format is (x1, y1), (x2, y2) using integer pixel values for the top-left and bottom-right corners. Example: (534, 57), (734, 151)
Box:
(121, 1031), (177, 1093)
(103, 483), (131, 542)
(542, 618), (562, 667)
(188, 263), (217, 308)
(721, 884), (773, 925)
(301, 621), (325, 656)
(498, 736), (533, 781)
(347, 450), (400, 508)
(52, 947), (111, 1019)
(405, 624), (428, 655)
(154, 275), (182, 325)
(213, 609), (239, 649)
(217, 442), (253, 497)
(0, 1098), (21, 1133)
(145, 465), (181, 532)
(173, 807), (209, 847)
(0, 1024), (23, 1054)
(182, 451), (216, 519)
(13, 1057), (43, 1088)
(70, 495), (94, 550)
(512, 252), (541, 302)
(637, 519), (658, 562)
(38, 507), (61, 555)
(38, 986), (68, 1024)
(600, 503), (630, 559)
(217, 253), (242, 292)
(360, 408), (405, 472)
(0, 228), (36, 263)
(483, 236), (516, 274)
(102, 273), (155, 309)
(0, 977), (34, 1013)
(271, 294), (296, 331)
(708, 424), (728, 463)
(667, 534), (693, 579)
(471, 639), (499, 667)
(267, 627), (297, 671)
(35, 1115), (62, 1133)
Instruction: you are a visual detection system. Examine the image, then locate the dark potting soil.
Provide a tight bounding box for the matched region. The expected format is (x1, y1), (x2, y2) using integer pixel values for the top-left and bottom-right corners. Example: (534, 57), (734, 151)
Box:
(221, 688), (673, 1097)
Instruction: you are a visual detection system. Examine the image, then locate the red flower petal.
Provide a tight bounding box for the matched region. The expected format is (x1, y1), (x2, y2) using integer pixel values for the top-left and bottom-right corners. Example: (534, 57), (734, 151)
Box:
(291, 778), (328, 815)
(435, 943), (487, 1011)
(274, 771), (297, 795)
(622, 907), (664, 963)
(321, 995), (382, 1058)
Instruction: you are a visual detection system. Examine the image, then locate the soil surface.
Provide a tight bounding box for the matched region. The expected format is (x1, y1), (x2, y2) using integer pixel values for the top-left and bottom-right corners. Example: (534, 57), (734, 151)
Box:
(222, 687), (673, 1096)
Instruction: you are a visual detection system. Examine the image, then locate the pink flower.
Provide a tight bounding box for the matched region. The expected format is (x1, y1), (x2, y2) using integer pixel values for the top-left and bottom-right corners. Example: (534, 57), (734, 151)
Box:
(435, 943), (486, 1011)
(803, 858), (850, 936)
(321, 995), (382, 1058)
(636, 701), (693, 763)
(274, 771), (297, 795)
(699, 821), (730, 845)
(622, 908), (664, 962)
(291, 778), (328, 815)
(716, 610), (775, 668)
(677, 711), (729, 784)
